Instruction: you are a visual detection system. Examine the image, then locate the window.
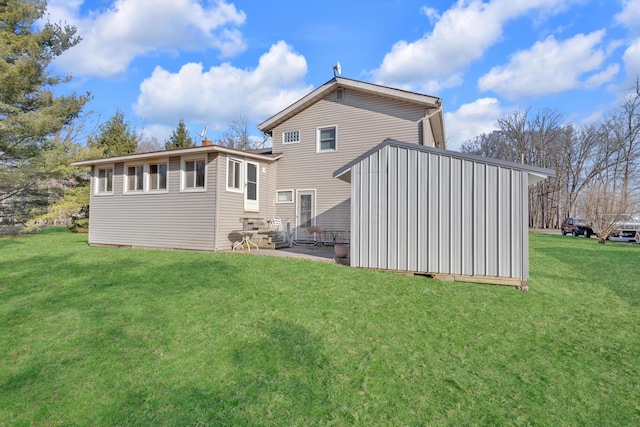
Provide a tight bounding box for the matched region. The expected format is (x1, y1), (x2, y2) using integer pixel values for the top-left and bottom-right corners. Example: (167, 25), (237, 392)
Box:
(227, 158), (242, 192)
(317, 126), (337, 152)
(149, 163), (168, 191)
(276, 190), (293, 203)
(96, 167), (113, 193)
(183, 158), (206, 190)
(126, 165), (144, 192)
(283, 130), (300, 144)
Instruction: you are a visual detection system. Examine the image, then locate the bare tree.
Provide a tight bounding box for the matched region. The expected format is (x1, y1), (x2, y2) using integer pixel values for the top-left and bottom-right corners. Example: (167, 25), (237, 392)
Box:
(580, 180), (632, 244)
(216, 114), (264, 150)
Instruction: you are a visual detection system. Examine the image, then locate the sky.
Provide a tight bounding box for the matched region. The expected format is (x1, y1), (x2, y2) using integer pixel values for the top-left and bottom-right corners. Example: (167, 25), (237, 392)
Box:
(45, 0), (640, 151)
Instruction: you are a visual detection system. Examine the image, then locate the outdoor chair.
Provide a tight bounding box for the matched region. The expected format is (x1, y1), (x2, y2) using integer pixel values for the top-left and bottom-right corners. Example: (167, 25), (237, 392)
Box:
(305, 225), (323, 246)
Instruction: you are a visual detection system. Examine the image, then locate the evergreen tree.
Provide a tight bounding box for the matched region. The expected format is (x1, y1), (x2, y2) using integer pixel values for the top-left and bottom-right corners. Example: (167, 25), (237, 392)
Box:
(87, 109), (140, 157)
(0, 0), (90, 224)
(165, 118), (195, 149)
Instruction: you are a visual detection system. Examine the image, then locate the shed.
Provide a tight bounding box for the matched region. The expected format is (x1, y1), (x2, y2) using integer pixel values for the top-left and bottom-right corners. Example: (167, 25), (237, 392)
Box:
(333, 139), (555, 287)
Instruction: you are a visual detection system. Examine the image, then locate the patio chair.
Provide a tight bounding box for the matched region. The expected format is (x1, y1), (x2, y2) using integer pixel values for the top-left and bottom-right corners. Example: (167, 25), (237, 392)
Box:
(305, 225), (323, 246)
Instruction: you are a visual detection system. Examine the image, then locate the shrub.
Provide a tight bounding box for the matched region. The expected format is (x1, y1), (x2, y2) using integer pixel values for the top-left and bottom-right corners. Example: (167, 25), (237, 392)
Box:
(68, 218), (88, 234)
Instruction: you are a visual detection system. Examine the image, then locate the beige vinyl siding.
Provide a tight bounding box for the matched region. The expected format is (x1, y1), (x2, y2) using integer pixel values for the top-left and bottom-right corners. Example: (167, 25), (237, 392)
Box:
(213, 154), (278, 250)
(88, 154), (218, 251)
(273, 88), (428, 233)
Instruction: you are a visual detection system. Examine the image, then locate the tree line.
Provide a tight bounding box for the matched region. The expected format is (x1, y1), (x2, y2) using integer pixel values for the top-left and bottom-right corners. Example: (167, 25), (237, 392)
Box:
(461, 82), (640, 237)
(0, 1), (262, 229)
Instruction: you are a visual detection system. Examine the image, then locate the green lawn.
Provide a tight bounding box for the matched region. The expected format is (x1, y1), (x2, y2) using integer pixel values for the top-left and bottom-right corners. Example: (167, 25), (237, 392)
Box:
(1, 228), (639, 426)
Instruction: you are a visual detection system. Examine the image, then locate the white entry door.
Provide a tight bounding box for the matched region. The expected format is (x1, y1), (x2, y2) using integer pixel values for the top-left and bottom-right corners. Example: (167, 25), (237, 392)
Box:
(296, 189), (315, 239)
(244, 161), (259, 212)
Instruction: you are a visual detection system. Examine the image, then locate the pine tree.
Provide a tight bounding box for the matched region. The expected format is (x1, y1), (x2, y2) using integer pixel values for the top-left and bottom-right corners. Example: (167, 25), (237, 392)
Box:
(0, 0), (90, 224)
(87, 109), (140, 157)
(165, 118), (195, 149)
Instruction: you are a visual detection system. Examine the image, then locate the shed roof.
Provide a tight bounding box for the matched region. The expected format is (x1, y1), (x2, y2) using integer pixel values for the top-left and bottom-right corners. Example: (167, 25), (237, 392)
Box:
(71, 144), (282, 167)
(258, 77), (445, 147)
(333, 139), (556, 186)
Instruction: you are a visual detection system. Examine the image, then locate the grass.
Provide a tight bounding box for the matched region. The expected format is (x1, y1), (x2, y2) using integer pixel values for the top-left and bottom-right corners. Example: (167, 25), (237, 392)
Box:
(1, 228), (639, 426)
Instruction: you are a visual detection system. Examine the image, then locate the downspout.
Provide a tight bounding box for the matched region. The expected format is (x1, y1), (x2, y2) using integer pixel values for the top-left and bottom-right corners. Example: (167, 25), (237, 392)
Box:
(421, 105), (442, 147)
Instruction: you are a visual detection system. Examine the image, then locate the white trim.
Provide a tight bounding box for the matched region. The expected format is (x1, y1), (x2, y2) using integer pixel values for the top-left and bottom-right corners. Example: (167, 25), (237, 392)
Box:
(282, 130), (300, 144)
(316, 125), (337, 153)
(72, 144), (280, 167)
(244, 161), (259, 212)
(147, 161), (169, 193)
(276, 189), (294, 204)
(295, 189), (317, 240)
(226, 157), (244, 193)
(94, 165), (114, 195)
(180, 155), (207, 192)
(123, 163), (145, 194)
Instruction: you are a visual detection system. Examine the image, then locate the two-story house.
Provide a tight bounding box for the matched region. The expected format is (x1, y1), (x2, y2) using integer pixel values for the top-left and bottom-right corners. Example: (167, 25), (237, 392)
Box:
(73, 77), (445, 251)
(73, 77), (553, 287)
(257, 77), (446, 239)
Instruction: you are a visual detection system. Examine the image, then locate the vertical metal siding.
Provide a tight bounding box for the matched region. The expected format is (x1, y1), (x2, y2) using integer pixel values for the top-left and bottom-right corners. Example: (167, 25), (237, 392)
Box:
(473, 163), (487, 276)
(461, 160), (474, 276)
(350, 145), (530, 282)
(359, 156), (370, 266)
(427, 153), (440, 272)
(368, 151), (379, 268)
(397, 148), (409, 271)
(350, 163), (361, 267)
(449, 158), (462, 275)
(378, 147), (389, 270)
(387, 147), (398, 269)
(485, 166), (498, 277)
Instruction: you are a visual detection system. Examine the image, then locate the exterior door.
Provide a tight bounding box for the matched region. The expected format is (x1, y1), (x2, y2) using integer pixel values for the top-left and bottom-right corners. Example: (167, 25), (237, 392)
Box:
(244, 161), (259, 212)
(296, 189), (316, 239)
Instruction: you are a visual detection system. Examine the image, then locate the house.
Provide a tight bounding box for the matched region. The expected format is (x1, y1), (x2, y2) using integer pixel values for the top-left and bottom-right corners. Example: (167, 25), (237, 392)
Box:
(73, 77), (445, 251)
(72, 77), (553, 286)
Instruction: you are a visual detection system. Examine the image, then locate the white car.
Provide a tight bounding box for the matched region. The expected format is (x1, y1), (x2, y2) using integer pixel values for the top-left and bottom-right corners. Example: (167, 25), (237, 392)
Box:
(607, 214), (640, 242)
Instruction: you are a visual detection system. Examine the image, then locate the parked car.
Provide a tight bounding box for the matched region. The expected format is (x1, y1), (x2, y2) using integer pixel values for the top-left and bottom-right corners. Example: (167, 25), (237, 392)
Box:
(605, 214), (640, 242)
(561, 217), (593, 237)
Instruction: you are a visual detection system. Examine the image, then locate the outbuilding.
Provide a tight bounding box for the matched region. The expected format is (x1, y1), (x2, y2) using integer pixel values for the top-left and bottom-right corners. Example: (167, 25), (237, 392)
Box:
(333, 139), (555, 287)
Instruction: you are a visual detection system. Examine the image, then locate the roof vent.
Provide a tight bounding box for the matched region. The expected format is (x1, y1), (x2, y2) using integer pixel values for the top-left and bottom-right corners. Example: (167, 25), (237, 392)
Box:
(336, 88), (344, 100)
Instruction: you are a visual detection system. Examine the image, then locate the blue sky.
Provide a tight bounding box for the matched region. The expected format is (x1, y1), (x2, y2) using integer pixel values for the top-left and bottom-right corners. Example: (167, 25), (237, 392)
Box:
(47, 0), (640, 151)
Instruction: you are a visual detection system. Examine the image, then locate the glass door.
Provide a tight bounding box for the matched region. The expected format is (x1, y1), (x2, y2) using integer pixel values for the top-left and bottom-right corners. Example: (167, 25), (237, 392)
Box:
(244, 161), (259, 212)
(296, 189), (315, 240)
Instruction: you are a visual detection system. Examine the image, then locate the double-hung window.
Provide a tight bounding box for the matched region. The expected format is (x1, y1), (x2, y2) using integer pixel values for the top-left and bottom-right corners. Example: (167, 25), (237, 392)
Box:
(227, 158), (242, 192)
(183, 158), (206, 190)
(126, 165), (144, 192)
(317, 126), (337, 152)
(149, 163), (168, 191)
(96, 167), (113, 194)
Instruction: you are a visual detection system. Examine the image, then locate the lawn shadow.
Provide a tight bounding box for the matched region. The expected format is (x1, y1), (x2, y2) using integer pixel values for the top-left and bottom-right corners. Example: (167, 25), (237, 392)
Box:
(93, 318), (337, 425)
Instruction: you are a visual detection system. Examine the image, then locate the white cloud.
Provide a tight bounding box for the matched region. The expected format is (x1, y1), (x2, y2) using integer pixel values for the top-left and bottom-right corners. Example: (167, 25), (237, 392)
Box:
(372, 0), (582, 92)
(444, 98), (502, 151)
(50, 0), (246, 77)
(420, 6), (441, 25)
(615, 0), (640, 33)
(133, 41), (313, 134)
(478, 30), (618, 99)
(622, 38), (640, 77)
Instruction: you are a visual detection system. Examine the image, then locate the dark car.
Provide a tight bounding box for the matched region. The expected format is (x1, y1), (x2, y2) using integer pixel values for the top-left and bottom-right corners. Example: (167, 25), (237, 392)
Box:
(561, 217), (593, 237)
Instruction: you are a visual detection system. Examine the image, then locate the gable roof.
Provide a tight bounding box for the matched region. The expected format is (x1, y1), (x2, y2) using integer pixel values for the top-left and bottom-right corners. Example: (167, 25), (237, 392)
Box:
(333, 139), (556, 186)
(71, 144), (282, 167)
(258, 77), (445, 146)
